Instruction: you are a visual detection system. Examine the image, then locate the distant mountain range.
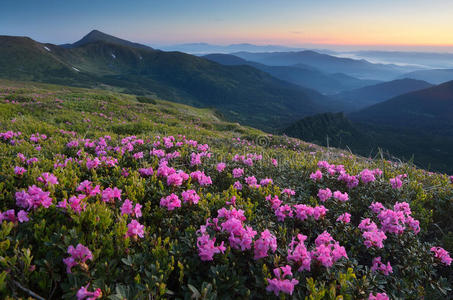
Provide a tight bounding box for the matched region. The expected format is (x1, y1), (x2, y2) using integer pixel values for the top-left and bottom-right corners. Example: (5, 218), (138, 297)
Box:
(203, 53), (379, 95)
(0, 30), (334, 130)
(333, 78), (433, 110)
(398, 69), (453, 84)
(343, 50), (453, 69)
(232, 51), (421, 81)
(350, 80), (453, 135)
(156, 43), (305, 54)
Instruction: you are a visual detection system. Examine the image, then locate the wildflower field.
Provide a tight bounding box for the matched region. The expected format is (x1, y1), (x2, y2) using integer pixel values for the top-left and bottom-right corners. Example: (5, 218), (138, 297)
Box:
(0, 80), (452, 299)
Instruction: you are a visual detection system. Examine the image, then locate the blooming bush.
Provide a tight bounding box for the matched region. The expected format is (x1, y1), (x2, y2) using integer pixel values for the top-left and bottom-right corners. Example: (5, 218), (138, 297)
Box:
(0, 82), (451, 299)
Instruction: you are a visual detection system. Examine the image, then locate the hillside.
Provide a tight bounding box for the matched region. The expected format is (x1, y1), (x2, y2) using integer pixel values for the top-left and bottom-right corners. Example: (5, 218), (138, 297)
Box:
(283, 112), (453, 173)
(204, 53), (379, 95)
(334, 78), (433, 110)
(399, 69), (453, 84)
(350, 80), (453, 135)
(0, 32), (332, 131)
(0, 80), (452, 299)
(233, 50), (419, 80)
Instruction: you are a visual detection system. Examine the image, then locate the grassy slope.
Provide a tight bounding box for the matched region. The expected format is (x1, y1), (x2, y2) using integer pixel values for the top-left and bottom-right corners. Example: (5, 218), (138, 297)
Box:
(0, 80), (452, 298)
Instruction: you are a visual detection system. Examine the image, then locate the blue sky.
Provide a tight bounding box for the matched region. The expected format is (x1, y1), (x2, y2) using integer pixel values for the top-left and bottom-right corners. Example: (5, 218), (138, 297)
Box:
(1, 0), (453, 50)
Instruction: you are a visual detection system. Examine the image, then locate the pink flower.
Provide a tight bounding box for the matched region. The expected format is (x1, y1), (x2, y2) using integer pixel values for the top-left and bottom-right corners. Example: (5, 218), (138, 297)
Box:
(181, 189), (200, 205)
(134, 203), (142, 218)
(310, 170), (323, 181)
(190, 171), (212, 186)
(253, 229), (277, 260)
(389, 175), (403, 189)
(271, 158), (278, 166)
(121, 199), (133, 216)
(127, 220), (145, 239)
(311, 232), (348, 268)
(260, 178), (273, 186)
(336, 212), (351, 224)
(282, 188), (295, 196)
(317, 188), (332, 202)
(101, 187), (122, 203)
(196, 230), (226, 261)
(76, 284), (102, 300)
(232, 168), (244, 178)
(293, 204), (314, 221)
(138, 167), (154, 177)
(338, 173), (359, 189)
(233, 181), (242, 190)
(14, 166), (26, 176)
(0, 209), (16, 222)
(245, 176), (257, 186)
(312, 205), (328, 220)
(133, 151), (143, 160)
(371, 257), (393, 275)
(226, 196), (236, 206)
(431, 246), (452, 266)
(86, 157), (101, 169)
(287, 234), (311, 271)
(333, 190), (349, 202)
(17, 210), (29, 222)
(68, 194), (87, 214)
(266, 265), (299, 296)
(275, 204), (293, 221)
(160, 193), (181, 211)
(216, 162), (226, 172)
(368, 292), (389, 300)
(369, 202), (385, 214)
(37, 172), (59, 186)
(16, 185), (53, 210)
(362, 229), (387, 249)
(63, 244), (93, 273)
(167, 172), (184, 186)
(360, 169), (376, 184)
(77, 180), (100, 197)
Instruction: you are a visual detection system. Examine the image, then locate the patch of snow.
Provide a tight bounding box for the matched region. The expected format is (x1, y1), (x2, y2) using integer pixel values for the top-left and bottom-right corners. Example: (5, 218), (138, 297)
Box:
(111, 53), (116, 59)
(72, 67), (80, 72)
(44, 46), (51, 52)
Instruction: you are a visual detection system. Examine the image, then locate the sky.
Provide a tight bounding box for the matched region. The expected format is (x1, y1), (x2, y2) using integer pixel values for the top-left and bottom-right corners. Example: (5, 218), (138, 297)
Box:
(1, 0), (453, 51)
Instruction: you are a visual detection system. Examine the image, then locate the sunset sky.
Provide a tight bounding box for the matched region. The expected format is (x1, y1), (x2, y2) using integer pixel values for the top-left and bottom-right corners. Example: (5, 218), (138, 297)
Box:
(2, 0), (453, 51)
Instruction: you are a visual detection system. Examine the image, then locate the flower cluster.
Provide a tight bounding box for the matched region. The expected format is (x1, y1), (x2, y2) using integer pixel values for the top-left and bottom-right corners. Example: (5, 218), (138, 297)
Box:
(371, 257), (393, 275)
(16, 185), (53, 210)
(63, 244), (93, 273)
(431, 247), (452, 266)
(266, 265), (299, 296)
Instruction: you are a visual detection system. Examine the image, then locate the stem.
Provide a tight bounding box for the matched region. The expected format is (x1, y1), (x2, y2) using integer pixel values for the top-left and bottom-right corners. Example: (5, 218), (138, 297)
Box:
(13, 280), (46, 300)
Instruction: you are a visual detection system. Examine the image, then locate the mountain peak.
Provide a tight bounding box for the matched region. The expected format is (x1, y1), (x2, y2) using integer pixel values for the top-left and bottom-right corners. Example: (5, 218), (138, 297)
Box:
(62, 30), (152, 50)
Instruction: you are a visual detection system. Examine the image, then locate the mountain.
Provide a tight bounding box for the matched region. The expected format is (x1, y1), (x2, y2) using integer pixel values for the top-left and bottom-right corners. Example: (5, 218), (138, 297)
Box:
(203, 53), (380, 95)
(334, 78), (433, 110)
(0, 31), (332, 130)
(156, 43), (304, 54)
(0, 35), (95, 86)
(282, 112), (453, 173)
(345, 50), (453, 69)
(398, 69), (453, 84)
(349, 80), (453, 135)
(233, 50), (421, 81)
(61, 29), (152, 50)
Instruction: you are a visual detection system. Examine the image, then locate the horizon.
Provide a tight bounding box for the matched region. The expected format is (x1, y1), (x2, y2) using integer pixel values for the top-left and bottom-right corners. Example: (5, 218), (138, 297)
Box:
(2, 0), (453, 53)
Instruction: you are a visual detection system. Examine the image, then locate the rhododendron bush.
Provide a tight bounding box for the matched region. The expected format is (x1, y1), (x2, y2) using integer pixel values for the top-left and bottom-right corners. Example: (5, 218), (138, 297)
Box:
(0, 81), (452, 299)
